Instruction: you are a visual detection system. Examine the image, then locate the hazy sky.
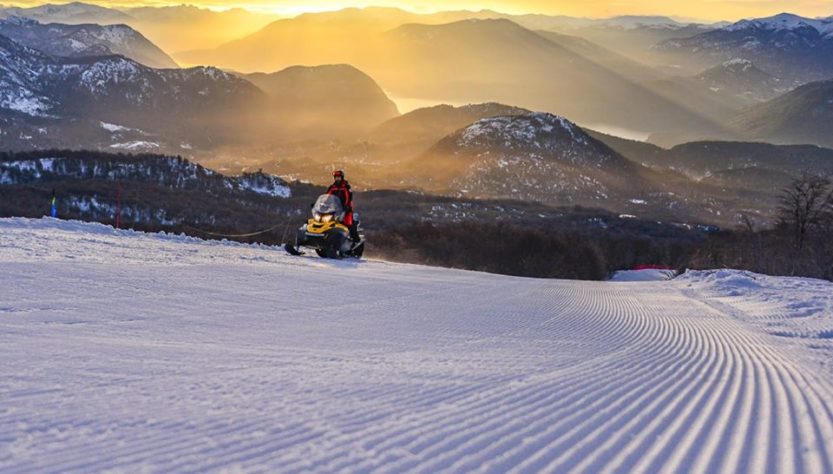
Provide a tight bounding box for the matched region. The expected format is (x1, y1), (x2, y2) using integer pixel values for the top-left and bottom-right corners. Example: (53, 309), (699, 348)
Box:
(5, 0), (833, 21)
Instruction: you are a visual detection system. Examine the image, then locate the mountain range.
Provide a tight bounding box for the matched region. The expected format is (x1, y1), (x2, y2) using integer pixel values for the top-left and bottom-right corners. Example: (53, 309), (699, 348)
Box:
(370, 103), (529, 150)
(0, 16), (177, 68)
(244, 65), (399, 138)
(0, 32), (264, 151)
(654, 13), (833, 83)
(691, 59), (788, 104)
(181, 8), (825, 145)
(0, 2), (131, 24)
(414, 113), (655, 205)
(6, 4), (830, 147)
(3, 3), (833, 229)
(156, 9), (728, 142)
(734, 80), (833, 148)
(0, 2), (282, 53)
(0, 32), (405, 152)
(542, 17), (717, 69)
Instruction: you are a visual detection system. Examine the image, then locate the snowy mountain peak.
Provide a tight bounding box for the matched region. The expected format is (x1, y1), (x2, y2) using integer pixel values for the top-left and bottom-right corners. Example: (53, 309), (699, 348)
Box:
(35, 2), (109, 15)
(725, 12), (833, 35)
(0, 30), (262, 139)
(457, 113), (592, 153)
(427, 112), (634, 204)
(0, 16), (178, 68)
(655, 12), (833, 84)
(9, 1), (121, 18)
(0, 2), (133, 25)
(457, 102), (530, 116)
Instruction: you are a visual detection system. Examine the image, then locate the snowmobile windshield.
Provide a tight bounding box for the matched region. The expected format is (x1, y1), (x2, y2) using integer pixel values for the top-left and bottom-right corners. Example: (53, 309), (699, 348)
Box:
(313, 194), (344, 215)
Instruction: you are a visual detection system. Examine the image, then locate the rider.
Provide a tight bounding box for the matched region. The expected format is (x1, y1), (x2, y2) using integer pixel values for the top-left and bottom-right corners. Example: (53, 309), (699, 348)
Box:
(327, 170), (360, 243)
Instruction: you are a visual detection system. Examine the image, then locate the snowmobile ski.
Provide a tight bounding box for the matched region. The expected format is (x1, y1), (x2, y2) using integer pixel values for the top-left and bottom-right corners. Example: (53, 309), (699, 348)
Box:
(284, 243), (304, 256)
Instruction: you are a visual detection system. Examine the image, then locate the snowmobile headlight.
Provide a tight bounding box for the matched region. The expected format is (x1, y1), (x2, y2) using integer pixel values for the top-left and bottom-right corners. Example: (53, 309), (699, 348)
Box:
(321, 214), (334, 223)
(314, 213), (322, 222)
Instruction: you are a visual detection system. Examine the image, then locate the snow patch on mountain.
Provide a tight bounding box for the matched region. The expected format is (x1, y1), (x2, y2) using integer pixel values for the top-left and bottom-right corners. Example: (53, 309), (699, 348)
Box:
(109, 140), (160, 150)
(235, 172), (292, 198)
(721, 57), (754, 70)
(99, 121), (132, 132)
(78, 58), (146, 94)
(0, 90), (50, 116)
(461, 114), (587, 150)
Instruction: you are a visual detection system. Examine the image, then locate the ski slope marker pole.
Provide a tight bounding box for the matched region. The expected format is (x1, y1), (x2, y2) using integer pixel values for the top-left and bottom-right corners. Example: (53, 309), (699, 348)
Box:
(51, 188), (57, 218)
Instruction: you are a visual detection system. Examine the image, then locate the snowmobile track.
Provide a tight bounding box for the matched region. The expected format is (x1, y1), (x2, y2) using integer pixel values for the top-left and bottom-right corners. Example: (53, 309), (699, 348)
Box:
(1, 218), (833, 473)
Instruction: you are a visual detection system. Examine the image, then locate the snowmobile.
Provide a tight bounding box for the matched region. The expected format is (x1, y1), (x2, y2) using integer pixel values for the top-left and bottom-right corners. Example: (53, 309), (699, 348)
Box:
(285, 194), (365, 259)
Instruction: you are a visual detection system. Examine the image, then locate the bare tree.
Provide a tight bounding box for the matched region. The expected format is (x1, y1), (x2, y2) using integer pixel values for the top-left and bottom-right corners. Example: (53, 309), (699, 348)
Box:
(738, 213), (756, 233)
(778, 174), (832, 253)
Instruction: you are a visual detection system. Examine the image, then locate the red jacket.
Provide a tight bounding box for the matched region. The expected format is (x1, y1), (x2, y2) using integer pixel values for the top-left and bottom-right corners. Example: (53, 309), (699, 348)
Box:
(327, 180), (354, 225)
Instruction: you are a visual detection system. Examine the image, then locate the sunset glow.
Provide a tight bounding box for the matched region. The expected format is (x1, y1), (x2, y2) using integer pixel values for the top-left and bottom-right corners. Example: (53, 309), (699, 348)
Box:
(4, 0), (833, 21)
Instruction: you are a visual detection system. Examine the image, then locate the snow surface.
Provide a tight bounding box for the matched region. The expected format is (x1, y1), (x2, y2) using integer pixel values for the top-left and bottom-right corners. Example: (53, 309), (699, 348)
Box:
(680, 269), (833, 344)
(610, 269), (675, 281)
(2, 218), (833, 472)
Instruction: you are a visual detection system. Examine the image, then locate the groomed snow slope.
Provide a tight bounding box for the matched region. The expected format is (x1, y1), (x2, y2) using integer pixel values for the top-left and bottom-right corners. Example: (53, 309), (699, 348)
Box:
(1, 218), (833, 473)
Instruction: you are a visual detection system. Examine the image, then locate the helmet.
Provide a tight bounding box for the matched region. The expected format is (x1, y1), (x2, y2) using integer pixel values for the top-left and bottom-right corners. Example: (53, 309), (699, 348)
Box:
(333, 170), (345, 179)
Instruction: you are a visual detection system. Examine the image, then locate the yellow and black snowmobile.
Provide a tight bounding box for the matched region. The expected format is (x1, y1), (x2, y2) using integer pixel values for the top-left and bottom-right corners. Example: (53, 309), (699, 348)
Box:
(285, 194), (364, 259)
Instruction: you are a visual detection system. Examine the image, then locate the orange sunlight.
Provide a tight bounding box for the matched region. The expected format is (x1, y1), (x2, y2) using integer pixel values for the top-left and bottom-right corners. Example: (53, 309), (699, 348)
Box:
(4, 0), (833, 21)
